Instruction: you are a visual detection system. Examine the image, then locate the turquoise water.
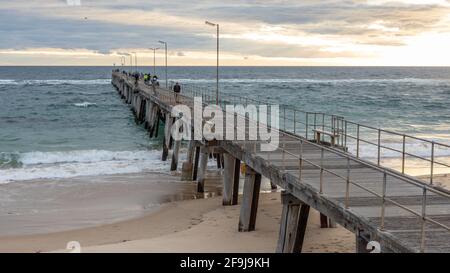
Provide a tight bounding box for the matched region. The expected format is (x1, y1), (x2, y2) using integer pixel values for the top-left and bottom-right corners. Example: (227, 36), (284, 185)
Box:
(1, 66), (450, 182)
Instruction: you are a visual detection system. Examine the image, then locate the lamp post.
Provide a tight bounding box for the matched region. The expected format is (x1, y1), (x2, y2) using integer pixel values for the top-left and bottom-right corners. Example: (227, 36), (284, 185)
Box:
(149, 48), (159, 76)
(158, 40), (168, 88)
(120, 56), (125, 69)
(205, 20), (219, 105)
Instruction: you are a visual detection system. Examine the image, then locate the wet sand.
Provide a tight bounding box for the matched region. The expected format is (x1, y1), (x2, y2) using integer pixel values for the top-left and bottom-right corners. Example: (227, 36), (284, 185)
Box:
(0, 172), (221, 237)
(1, 191), (356, 253)
(0, 170), (356, 253)
(1, 168), (447, 253)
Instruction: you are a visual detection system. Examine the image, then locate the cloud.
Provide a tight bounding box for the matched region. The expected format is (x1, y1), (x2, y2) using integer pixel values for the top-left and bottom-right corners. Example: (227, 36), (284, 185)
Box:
(1, 0), (450, 65)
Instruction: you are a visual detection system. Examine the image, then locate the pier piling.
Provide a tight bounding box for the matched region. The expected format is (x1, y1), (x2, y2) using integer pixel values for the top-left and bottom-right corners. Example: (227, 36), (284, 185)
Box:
(181, 141), (195, 181)
(223, 153), (240, 206)
(276, 191), (310, 253)
(238, 167), (261, 232)
(197, 146), (209, 193)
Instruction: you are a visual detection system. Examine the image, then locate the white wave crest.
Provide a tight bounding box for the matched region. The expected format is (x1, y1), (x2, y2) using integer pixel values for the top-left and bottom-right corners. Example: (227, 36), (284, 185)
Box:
(0, 79), (111, 85)
(19, 150), (158, 165)
(0, 150), (170, 183)
(172, 78), (450, 85)
(74, 102), (97, 107)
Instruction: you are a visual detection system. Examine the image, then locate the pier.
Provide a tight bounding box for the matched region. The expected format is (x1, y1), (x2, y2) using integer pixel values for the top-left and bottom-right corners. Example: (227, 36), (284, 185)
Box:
(111, 71), (450, 253)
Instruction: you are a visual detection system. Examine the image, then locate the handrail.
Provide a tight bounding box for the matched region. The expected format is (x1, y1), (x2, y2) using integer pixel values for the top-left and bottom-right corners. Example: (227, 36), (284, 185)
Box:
(169, 80), (450, 186)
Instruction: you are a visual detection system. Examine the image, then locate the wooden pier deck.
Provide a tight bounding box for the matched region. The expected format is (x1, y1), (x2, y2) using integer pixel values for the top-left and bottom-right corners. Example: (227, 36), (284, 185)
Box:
(111, 71), (450, 253)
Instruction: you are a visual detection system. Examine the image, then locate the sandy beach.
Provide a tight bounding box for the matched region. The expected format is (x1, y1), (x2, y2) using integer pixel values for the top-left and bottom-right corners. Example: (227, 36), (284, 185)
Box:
(0, 169), (357, 253)
(1, 165), (449, 253)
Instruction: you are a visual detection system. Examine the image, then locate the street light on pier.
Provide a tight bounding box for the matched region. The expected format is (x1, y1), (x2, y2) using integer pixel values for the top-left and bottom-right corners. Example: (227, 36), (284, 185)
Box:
(205, 20), (219, 105)
(158, 40), (168, 88)
(149, 48), (159, 76)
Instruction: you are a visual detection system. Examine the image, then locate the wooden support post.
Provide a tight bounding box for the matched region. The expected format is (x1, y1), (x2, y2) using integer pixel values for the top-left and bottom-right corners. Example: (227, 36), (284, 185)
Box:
(181, 141), (195, 181)
(197, 146), (209, 193)
(320, 213), (329, 228)
(169, 117), (175, 149)
(223, 153), (240, 206)
(329, 219), (337, 228)
(170, 140), (181, 171)
(232, 158), (241, 205)
(154, 114), (160, 138)
(276, 191), (310, 253)
(139, 98), (146, 122)
(192, 146), (201, 181)
(238, 167), (261, 232)
(148, 103), (157, 137)
(162, 113), (172, 161)
(135, 96), (141, 119)
(215, 153), (222, 169)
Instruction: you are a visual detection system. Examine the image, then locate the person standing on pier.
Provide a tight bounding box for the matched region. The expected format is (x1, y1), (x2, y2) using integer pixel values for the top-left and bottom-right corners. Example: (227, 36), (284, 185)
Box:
(173, 82), (181, 103)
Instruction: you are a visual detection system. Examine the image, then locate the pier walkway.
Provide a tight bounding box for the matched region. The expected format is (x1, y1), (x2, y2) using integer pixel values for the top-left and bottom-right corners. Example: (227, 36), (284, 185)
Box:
(112, 71), (450, 253)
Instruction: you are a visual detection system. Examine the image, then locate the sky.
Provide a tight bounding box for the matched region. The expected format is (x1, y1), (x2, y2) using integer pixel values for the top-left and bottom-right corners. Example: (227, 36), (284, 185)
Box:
(1, 0), (450, 66)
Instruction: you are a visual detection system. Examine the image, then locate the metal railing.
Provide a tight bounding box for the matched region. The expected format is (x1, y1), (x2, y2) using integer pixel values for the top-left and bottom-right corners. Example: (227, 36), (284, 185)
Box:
(169, 80), (450, 185)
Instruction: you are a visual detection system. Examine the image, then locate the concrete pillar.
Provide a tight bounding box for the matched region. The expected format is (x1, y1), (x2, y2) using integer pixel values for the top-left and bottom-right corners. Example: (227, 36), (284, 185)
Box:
(181, 141), (195, 181)
(139, 98), (147, 122)
(215, 153), (222, 169)
(238, 167), (261, 232)
(197, 146), (209, 193)
(162, 113), (172, 161)
(276, 191), (310, 253)
(154, 113), (160, 138)
(223, 153), (240, 206)
(148, 103), (158, 138)
(170, 140), (181, 171)
(192, 146), (201, 181)
(232, 159), (241, 205)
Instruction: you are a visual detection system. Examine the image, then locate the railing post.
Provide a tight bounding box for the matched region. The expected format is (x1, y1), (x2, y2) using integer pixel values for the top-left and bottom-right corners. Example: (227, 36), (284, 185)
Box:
(356, 124), (360, 158)
(344, 120), (347, 148)
(380, 172), (387, 230)
(282, 139), (286, 171)
(377, 129), (381, 166)
(305, 113), (309, 140)
(402, 135), (406, 174)
(322, 114), (325, 138)
(345, 157), (350, 209)
(314, 113), (317, 131)
(430, 142), (435, 185)
(320, 148), (324, 194)
(299, 140), (303, 181)
(420, 187), (427, 252)
(294, 110), (296, 134)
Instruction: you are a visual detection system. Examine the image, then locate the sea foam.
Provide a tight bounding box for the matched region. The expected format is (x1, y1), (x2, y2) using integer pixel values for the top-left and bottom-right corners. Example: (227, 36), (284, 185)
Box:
(0, 79), (110, 85)
(0, 150), (169, 184)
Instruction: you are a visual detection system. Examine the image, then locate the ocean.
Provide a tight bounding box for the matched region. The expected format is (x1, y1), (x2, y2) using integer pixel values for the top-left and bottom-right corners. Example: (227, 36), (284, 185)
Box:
(1, 66), (450, 183)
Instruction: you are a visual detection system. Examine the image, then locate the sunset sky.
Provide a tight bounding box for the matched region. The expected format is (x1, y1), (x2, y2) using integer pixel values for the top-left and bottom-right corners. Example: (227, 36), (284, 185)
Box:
(1, 0), (450, 66)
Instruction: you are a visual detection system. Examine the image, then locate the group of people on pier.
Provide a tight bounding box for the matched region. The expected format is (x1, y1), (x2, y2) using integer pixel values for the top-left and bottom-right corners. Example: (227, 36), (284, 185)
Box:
(115, 69), (182, 101)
